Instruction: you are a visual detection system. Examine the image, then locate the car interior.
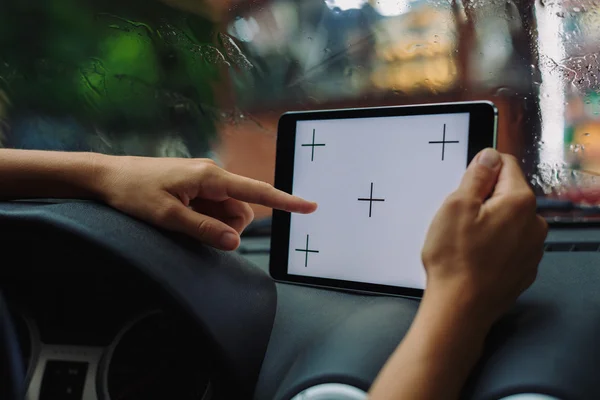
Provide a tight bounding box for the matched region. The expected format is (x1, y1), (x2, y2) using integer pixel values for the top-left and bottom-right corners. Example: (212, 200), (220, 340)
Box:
(1, 1), (600, 399)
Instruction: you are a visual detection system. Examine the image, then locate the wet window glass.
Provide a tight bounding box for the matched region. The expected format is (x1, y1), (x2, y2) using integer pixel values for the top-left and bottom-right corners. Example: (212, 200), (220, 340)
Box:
(0, 0), (598, 219)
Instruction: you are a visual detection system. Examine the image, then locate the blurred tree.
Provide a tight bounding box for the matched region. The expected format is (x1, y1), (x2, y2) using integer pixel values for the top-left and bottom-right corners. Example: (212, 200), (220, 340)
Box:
(0, 0), (228, 156)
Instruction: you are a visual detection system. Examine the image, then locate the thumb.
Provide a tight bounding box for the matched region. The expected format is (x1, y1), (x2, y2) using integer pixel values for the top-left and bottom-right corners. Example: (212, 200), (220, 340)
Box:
(457, 148), (503, 200)
(158, 200), (241, 250)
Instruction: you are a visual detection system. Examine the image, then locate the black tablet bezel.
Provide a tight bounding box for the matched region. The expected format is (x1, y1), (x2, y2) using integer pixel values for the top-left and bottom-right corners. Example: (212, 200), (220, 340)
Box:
(270, 101), (498, 298)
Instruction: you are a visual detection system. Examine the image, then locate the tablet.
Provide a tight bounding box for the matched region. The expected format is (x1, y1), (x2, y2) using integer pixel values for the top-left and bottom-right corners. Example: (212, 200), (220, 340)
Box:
(270, 101), (498, 297)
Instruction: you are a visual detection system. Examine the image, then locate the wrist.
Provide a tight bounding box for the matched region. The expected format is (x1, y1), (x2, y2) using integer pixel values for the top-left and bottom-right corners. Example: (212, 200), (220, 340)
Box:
(79, 153), (118, 202)
(423, 278), (497, 334)
(85, 152), (122, 203)
(407, 299), (490, 381)
(407, 293), (489, 371)
(369, 286), (491, 400)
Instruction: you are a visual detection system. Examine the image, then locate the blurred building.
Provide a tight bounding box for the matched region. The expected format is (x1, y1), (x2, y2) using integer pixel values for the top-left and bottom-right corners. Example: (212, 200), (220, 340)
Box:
(216, 0), (540, 216)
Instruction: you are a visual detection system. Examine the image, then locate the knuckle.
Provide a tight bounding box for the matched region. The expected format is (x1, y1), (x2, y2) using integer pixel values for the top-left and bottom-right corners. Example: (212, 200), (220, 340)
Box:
(194, 161), (217, 176)
(420, 247), (434, 269)
(155, 202), (182, 223)
(421, 247), (435, 267)
(246, 206), (255, 223)
(258, 180), (274, 190)
(444, 193), (481, 213)
(256, 180), (274, 200)
(196, 218), (215, 238)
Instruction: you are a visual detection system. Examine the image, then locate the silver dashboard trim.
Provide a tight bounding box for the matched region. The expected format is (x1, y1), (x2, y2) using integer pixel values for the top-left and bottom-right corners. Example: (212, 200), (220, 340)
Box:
(288, 385), (563, 400)
(290, 383), (368, 400)
(500, 395), (562, 400)
(25, 344), (103, 400)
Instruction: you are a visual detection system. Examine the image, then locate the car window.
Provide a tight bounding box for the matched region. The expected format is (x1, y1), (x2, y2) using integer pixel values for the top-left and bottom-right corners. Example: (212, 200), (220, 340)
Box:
(0, 0), (597, 220)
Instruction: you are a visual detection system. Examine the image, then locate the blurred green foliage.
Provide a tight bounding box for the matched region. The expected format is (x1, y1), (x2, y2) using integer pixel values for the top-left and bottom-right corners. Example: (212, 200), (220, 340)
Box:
(0, 0), (225, 151)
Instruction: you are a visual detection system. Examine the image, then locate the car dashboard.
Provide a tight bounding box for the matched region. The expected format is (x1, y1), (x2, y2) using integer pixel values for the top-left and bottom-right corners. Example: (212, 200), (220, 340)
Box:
(2, 200), (600, 400)
(6, 273), (219, 400)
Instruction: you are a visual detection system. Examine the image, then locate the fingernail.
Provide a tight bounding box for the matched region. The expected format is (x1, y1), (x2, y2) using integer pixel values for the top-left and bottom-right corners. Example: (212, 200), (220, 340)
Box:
(220, 232), (239, 249)
(478, 148), (501, 169)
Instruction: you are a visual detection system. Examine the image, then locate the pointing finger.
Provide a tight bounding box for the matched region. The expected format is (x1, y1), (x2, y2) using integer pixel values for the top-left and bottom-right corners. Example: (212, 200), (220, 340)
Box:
(221, 172), (318, 213)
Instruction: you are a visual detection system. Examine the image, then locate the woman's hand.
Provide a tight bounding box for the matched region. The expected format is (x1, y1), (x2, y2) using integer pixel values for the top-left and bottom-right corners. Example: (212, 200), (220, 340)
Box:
(98, 155), (316, 250)
(370, 149), (548, 400)
(421, 149), (548, 328)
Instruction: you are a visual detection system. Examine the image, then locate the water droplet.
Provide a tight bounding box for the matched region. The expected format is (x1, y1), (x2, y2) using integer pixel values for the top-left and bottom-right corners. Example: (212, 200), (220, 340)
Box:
(573, 6), (581, 12)
(584, 132), (590, 136)
(569, 143), (585, 153)
(494, 87), (512, 96)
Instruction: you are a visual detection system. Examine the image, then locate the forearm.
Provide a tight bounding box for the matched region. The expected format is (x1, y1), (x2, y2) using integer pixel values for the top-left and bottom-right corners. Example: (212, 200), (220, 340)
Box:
(369, 290), (490, 400)
(0, 149), (111, 201)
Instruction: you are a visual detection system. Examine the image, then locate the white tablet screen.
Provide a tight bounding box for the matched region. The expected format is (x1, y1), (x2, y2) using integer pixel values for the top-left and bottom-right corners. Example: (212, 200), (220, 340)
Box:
(287, 112), (470, 290)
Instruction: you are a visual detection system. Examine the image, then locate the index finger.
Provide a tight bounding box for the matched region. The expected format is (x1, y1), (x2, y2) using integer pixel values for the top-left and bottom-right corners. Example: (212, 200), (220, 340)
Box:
(221, 172), (318, 213)
(491, 154), (531, 197)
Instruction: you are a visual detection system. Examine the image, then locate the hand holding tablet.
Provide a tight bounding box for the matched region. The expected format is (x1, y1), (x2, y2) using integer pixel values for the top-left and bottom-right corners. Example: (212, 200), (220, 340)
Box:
(422, 150), (547, 321)
(270, 101), (498, 297)
(369, 149), (548, 400)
